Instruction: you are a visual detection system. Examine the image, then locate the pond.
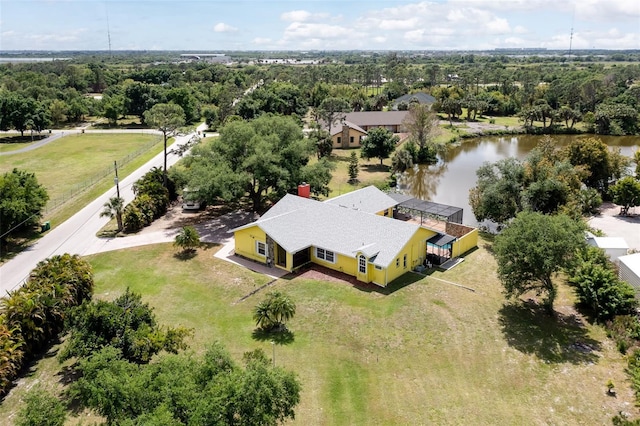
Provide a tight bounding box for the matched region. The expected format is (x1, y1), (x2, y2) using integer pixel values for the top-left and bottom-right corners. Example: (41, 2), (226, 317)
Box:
(395, 134), (640, 226)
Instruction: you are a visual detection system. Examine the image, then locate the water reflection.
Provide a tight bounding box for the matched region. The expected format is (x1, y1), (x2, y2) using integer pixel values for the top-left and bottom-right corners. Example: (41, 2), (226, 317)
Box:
(400, 134), (640, 226)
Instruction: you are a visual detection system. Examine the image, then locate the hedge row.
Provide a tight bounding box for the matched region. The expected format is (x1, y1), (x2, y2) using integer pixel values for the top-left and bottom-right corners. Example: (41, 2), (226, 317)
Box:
(0, 254), (93, 396)
(123, 167), (175, 233)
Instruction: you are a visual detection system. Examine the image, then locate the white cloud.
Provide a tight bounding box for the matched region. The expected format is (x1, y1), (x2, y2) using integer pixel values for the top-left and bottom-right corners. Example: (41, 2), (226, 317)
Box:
(281, 10), (312, 22)
(281, 10), (330, 23)
(213, 23), (237, 33)
(375, 17), (419, 31)
(514, 25), (528, 34)
(253, 37), (272, 45)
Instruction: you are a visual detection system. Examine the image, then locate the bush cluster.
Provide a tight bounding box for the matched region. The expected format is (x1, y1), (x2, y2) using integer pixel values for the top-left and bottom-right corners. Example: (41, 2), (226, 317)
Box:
(0, 254), (93, 396)
(123, 167), (175, 233)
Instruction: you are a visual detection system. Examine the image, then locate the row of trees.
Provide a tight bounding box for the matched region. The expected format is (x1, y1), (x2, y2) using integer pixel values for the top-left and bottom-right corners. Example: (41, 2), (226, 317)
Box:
(0, 254), (93, 396)
(1, 55), (638, 134)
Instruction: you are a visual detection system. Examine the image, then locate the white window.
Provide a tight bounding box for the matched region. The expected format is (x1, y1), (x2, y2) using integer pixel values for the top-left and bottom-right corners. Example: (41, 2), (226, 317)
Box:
(256, 241), (266, 257)
(316, 247), (336, 263)
(358, 255), (367, 274)
(375, 265), (382, 270)
(396, 258), (399, 267)
(403, 254), (407, 269)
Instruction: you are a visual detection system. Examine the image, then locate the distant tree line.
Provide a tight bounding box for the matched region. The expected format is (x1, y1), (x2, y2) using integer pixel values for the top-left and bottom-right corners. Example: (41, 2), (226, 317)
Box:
(0, 53), (638, 135)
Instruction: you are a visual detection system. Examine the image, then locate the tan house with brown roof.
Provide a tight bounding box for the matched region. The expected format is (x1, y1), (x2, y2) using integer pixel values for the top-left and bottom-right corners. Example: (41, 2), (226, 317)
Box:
(326, 111), (408, 149)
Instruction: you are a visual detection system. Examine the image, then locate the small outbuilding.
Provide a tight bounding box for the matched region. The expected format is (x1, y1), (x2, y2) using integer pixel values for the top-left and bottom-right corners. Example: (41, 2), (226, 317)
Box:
(619, 253), (640, 293)
(586, 233), (629, 261)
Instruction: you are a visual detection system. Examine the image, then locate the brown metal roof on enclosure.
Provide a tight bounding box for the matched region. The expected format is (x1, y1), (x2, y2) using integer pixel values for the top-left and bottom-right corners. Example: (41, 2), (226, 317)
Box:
(386, 193), (464, 224)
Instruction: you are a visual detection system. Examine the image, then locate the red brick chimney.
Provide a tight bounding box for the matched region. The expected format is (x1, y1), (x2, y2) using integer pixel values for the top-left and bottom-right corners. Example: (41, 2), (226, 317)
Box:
(297, 182), (310, 198)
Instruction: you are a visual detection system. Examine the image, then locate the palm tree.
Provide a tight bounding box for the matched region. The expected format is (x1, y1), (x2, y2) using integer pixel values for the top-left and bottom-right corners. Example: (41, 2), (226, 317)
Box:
(100, 196), (125, 232)
(253, 291), (296, 332)
(174, 226), (201, 254)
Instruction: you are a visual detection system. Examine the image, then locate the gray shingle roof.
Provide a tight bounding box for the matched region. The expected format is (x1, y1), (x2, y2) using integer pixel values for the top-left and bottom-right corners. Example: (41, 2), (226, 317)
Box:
(344, 111), (408, 127)
(328, 120), (367, 137)
(325, 185), (398, 214)
(232, 188), (420, 268)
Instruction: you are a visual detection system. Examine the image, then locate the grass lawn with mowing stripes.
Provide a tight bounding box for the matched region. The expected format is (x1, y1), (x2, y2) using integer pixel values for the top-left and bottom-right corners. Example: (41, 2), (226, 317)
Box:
(1, 240), (634, 425)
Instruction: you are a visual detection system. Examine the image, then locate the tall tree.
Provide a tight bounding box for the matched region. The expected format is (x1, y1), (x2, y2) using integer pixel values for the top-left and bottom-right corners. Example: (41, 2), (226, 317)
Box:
(493, 211), (585, 315)
(348, 150), (359, 183)
(469, 158), (525, 224)
(402, 103), (442, 163)
(144, 103), (186, 188)
(0, 169), (49, 241)
(181, 115), (322, 211)
(610, 176), (640, 216)
(360, 127), (398, 165)
(316, 97), (350, 131)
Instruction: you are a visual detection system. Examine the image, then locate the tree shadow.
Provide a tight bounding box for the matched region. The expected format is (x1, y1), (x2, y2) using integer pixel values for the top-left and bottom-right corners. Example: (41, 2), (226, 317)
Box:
(498, 302), (601, 364)
(361, 163), (390, 173)
(173, 250), (198, 261)
(356, 271), (425, 295)
(251, 328), (295, 345)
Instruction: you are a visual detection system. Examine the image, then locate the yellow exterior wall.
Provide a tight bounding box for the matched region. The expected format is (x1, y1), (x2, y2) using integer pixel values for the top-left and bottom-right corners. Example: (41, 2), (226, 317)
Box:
(385, 227), (436, 284)
(332, 128), (367, 148)
(311, 248), (357, 276)
(451, 228), (478, 258)
(233, 227), (267, 264)
(376, 207), (393, 217)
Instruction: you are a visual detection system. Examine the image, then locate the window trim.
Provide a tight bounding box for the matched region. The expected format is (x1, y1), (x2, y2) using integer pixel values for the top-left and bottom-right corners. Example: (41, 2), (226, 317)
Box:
(403, 254), (407, 269)
(316, 247), (336, 264)
(256, 241), (266, 257)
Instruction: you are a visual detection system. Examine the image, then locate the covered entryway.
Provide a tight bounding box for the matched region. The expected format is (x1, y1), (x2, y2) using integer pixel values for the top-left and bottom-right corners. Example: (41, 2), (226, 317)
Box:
(426, 233), (456, 266)
(292, 248), (311, 269)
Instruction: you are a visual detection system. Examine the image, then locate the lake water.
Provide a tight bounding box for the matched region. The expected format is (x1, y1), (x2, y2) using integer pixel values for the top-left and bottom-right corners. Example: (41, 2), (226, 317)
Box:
(396, 134), (640, 226)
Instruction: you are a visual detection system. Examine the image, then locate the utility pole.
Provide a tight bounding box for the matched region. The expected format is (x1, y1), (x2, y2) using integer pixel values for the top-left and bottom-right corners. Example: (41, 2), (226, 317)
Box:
(114, 160), (120, 198)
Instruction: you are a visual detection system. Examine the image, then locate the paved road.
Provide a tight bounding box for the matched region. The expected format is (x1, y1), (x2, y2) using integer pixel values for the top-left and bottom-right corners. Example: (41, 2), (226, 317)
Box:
(0, 124), (206, 294)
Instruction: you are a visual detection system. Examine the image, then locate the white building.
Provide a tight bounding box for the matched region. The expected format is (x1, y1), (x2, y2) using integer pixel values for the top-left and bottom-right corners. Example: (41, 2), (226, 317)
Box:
(619, 253), (640, 293)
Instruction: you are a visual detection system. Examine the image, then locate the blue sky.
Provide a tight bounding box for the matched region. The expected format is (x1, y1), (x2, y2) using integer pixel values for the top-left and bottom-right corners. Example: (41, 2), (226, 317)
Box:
(1, 0), (639, 51)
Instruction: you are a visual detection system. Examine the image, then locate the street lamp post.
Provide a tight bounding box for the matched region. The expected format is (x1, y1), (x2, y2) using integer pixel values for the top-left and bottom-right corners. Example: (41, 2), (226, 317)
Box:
(114, 161), (120, 198)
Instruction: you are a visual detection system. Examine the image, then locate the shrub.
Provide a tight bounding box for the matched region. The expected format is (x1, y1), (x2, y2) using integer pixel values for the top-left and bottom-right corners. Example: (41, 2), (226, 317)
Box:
(61, 288), (191, 364)
(123, 203), (146, 233)
(174, 226), (201, 253)
(15, 387), (66, 426)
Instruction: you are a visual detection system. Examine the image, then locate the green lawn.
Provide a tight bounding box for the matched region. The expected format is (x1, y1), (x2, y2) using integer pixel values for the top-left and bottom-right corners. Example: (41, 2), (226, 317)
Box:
(0, 241), (633, 425)
(0, 133), (161, 204)
(0, 133), (173, 263)
(0, 134), (43, 153)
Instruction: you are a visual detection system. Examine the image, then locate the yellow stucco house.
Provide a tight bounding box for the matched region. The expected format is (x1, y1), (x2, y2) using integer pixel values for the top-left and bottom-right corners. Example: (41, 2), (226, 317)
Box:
(232, 186), (477, 287)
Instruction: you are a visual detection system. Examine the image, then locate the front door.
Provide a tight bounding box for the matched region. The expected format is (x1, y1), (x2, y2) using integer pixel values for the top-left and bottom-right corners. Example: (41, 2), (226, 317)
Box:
(276, 245), (287, 268)
(356, 254), (368, 282)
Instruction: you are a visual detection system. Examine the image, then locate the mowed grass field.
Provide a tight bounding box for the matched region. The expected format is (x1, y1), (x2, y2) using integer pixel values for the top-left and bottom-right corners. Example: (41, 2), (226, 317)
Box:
(0, 133), (161, 202)
(0, 133), (169, 230)
(1, 241), (634, 425)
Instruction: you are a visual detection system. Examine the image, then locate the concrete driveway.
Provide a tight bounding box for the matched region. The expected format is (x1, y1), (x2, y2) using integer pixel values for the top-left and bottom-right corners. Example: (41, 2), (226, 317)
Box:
(588, 203), (640, 251)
